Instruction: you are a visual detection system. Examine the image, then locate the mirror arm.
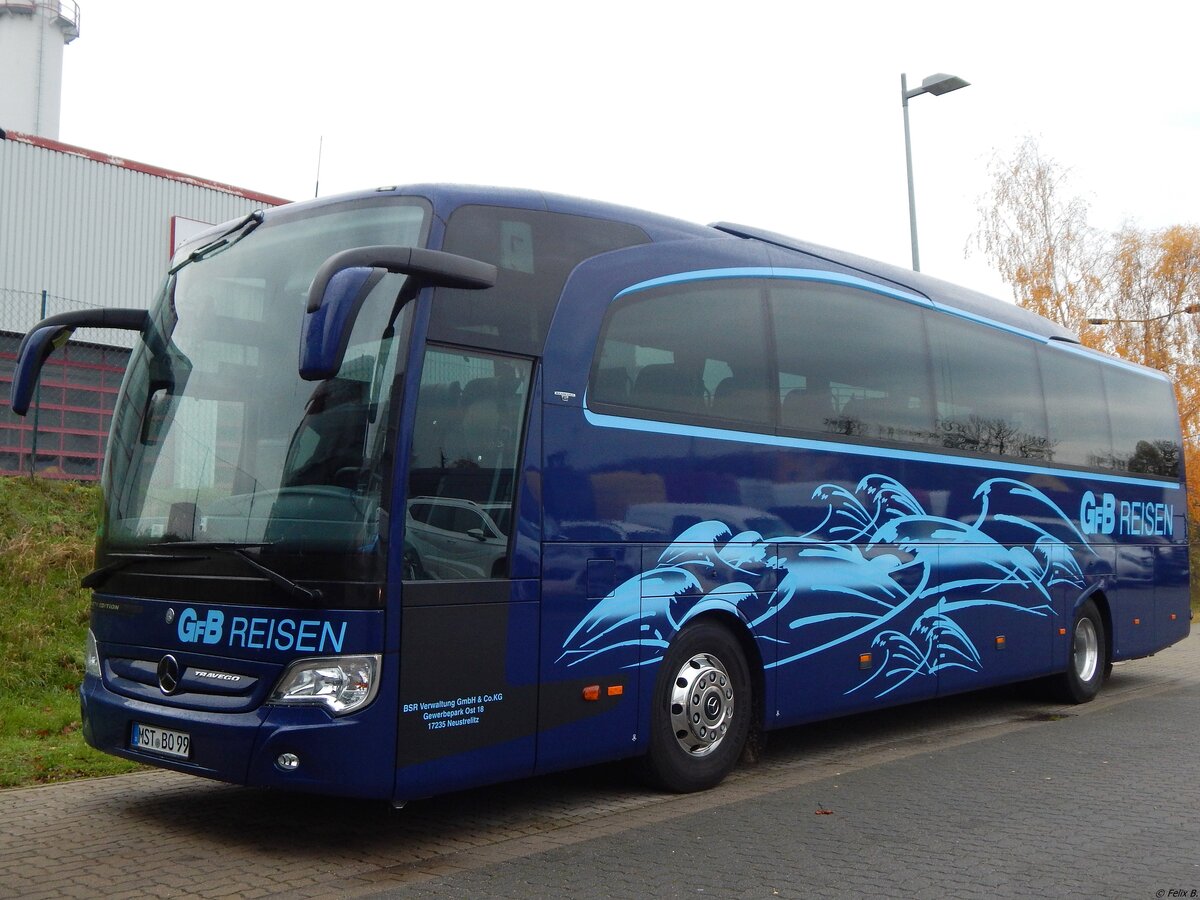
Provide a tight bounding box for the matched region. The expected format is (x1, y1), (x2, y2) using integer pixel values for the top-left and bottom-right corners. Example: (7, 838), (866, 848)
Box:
(15, 308), (150, 360)
(306, 246), (496, 313)
(10, 308), (151, 416)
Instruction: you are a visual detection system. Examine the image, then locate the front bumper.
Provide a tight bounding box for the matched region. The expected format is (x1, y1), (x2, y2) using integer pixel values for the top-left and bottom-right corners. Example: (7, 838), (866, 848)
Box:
(80, 671), (396, 799)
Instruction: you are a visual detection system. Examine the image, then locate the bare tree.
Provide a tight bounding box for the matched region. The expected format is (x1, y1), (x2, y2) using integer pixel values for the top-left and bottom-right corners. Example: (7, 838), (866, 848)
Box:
(971, 137), (1105, 337)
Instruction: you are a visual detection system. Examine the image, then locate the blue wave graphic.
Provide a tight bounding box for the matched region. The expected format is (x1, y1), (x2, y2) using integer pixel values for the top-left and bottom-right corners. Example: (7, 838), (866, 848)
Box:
(558, 475), (1091, 698)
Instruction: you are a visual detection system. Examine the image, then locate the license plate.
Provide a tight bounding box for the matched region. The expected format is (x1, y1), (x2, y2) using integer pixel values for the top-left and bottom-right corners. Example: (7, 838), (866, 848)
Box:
(130, 722), (191, 760)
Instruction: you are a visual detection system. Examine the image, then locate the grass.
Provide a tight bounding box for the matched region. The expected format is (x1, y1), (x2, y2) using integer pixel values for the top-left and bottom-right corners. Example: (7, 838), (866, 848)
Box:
(0, 476), (142, 787)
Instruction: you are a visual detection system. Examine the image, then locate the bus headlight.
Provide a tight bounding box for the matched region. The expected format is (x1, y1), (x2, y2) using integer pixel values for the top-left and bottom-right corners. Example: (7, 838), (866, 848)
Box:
(268, 655), (381, 716)
(84, 629), (101, 678)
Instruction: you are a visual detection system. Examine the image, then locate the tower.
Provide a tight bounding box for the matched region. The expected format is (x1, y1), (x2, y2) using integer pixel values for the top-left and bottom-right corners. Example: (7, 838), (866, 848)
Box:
(0, 1), (81, 140)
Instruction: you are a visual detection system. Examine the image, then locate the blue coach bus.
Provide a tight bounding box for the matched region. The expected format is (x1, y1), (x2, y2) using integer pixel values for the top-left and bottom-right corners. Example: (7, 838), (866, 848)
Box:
(9, 186), (1189, 801)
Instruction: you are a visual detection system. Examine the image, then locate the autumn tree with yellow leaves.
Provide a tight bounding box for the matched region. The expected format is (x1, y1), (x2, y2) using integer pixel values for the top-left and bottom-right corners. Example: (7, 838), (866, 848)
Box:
(973, 137), (1200, 534)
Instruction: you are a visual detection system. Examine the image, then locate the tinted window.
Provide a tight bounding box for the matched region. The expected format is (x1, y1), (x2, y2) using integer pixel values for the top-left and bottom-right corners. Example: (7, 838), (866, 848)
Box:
(1104, 366), (1181, 477)
(589, 272), (1181, 478)
(771, 283), (935, 444)
(590, 279), (772, 428)
(407, 347), (532, 580)
(930, 316), (1050, 459)
(1039, 346), (1113, 469)
(433, 206), (649, 356)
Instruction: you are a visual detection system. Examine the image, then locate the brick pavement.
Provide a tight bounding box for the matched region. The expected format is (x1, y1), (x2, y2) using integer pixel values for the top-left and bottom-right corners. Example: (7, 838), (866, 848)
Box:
(2, 632), (1198, 899)
(368, 669), (1200, 899)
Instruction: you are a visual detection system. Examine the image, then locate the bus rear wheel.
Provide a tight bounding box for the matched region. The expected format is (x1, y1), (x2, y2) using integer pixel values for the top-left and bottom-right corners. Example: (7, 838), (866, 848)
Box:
(644, 621), (751, 793)
(1048, 599), (1107, 704)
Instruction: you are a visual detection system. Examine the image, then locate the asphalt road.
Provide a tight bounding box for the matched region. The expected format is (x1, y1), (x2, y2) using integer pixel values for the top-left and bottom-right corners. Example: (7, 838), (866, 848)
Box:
(3, 632), (1198, 899)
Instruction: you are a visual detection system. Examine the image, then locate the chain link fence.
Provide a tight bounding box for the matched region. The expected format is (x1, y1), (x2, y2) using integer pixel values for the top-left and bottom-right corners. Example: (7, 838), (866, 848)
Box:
(1, 288), (135, 480)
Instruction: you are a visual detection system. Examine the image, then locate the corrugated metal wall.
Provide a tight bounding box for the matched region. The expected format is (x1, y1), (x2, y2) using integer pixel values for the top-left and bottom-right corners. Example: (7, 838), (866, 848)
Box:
(0, 133), (285, 340)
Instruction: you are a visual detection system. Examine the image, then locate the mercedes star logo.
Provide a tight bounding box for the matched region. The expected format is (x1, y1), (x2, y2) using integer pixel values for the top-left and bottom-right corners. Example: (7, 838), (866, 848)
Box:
(157, 654), (181, 695)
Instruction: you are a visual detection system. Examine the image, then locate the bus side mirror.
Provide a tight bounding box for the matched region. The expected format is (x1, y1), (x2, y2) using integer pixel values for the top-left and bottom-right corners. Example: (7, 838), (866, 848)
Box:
(9, 308), (150, 416)
(300, 267), (385, 382)
(10, 325), (71, 416)
(299, 246), (497, 381)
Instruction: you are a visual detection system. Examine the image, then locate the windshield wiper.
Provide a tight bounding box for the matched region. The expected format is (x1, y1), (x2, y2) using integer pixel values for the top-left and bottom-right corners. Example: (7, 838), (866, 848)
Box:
(168, 211), (264, 275)
(82, 541), (322, 603)
(81, 552), (209, 590)
(153, 541), (322, 603)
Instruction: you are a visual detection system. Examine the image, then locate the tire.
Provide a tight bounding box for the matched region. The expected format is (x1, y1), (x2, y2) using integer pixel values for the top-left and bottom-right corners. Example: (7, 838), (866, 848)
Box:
(1048, 599), (1107, 704)
(643, 621), (752, 793)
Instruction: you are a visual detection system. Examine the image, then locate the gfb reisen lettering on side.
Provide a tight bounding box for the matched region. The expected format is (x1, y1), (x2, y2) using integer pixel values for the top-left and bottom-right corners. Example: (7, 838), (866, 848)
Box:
(1080, 491), (1174, 538)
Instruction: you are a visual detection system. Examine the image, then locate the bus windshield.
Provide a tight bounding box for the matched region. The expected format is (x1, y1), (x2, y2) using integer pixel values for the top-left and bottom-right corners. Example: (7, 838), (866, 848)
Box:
(101, 199), (429, 598)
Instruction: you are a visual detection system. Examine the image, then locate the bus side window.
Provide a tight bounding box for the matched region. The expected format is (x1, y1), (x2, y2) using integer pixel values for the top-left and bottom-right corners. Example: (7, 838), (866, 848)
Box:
(710, 364), (771, 424)
(629, 363), (706, 417)
(780, 385), (835, 432)
(929, 316), (1051, 460)
(770, 282), (936, 445)
(593, 367), (631, 404)
(1103, 365), (1181, 477)
(1039, 347), (1112, 469)
(590, 279), (771, 429)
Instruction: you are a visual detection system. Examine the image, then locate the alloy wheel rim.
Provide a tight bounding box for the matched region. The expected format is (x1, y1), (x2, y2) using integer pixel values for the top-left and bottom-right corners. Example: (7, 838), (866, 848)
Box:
(668, 652), (735, 757)
(1073, 617), (1099, 683)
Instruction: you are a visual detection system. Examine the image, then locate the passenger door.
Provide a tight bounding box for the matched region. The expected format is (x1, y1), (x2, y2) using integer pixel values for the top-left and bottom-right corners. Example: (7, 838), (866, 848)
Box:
(394, 345), (541, 798)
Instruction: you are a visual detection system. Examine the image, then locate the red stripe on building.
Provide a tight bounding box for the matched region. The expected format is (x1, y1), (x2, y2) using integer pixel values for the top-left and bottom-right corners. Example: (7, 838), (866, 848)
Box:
(1, 129), (290, 207)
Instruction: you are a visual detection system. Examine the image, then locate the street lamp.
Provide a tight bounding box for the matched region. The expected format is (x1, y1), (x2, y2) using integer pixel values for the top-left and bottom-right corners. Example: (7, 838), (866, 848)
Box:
(901, 72), (970, 271)
(1087, 305), (1200, 326)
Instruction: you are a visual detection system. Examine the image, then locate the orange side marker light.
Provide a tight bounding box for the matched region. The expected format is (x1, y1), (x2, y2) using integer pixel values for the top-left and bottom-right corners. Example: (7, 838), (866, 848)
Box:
(859, 653), (872, 670)
(582, 685), (600, 702)
(607, 685), (623, 697)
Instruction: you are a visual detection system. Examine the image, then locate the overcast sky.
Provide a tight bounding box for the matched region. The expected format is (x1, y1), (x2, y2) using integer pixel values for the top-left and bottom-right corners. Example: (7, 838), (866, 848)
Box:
(55, 0), (1200, 301)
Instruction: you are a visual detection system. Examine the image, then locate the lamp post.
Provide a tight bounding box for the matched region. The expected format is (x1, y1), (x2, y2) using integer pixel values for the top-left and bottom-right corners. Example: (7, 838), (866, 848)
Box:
(1087, 305), (1200, 372)
(901, 72), (970, 271)
(1086, 305), (1200, 326)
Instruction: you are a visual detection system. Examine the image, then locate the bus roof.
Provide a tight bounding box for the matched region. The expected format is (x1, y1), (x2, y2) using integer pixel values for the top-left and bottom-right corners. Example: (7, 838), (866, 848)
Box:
(272, 184), (1081, 344)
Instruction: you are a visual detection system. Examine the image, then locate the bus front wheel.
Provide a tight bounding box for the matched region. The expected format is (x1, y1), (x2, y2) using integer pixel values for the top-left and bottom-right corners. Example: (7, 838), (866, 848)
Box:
(644, 621), (751, 793)
(1049, 599), (1108, 704)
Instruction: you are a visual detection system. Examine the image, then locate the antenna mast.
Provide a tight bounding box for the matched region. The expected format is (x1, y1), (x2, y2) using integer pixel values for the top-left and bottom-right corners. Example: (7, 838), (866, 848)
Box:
(314, 135), (323, 198)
